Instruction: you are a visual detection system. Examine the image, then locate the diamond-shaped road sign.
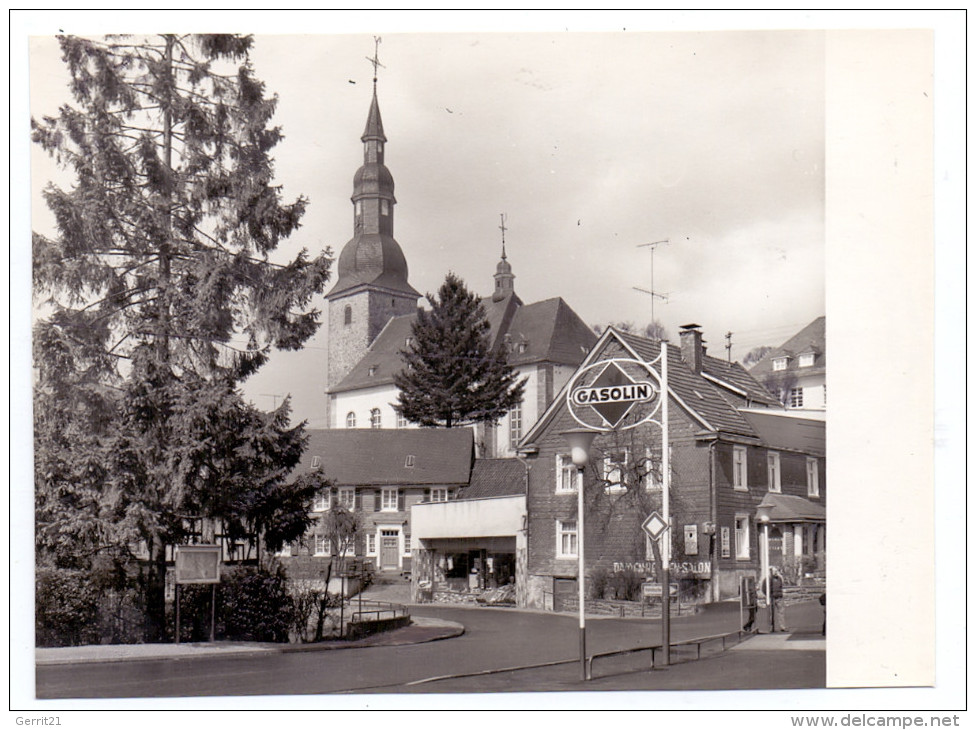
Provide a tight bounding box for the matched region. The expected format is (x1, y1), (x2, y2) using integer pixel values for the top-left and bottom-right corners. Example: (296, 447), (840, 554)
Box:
(642, 511), (669, 541)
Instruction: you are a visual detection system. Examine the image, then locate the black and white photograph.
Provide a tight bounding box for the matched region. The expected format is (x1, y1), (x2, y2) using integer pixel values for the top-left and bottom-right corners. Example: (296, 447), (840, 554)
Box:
(10, 9), (963, 719)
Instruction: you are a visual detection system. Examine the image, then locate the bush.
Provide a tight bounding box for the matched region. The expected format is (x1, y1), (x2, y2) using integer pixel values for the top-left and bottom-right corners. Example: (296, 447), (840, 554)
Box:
(220, 565), (294, 643)
(589, 566), (611, 600)
(36, 567), (102, 647)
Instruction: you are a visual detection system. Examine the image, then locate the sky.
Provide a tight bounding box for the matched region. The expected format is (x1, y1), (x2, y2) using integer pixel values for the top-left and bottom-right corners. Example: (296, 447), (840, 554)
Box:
(29, 24), (825, 428)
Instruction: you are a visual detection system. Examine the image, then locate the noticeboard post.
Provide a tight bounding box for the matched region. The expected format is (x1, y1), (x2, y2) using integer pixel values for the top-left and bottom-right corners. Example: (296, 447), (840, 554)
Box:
(174, 545), (221, 644)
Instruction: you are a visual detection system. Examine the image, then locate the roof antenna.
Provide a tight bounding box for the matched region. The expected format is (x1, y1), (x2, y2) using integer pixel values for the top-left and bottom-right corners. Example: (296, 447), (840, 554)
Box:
(366, 36), (384, 87)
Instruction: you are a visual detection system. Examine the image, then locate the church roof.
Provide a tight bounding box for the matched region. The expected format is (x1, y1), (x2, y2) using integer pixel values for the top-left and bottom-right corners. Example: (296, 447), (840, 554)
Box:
(298, 428), (474, 486)
(331, 295), (597, 394)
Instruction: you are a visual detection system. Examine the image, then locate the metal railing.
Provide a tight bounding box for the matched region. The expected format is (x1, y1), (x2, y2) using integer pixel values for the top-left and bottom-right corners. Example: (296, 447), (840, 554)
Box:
(348, 599), (409, 624)
(586, 628), (750, 680)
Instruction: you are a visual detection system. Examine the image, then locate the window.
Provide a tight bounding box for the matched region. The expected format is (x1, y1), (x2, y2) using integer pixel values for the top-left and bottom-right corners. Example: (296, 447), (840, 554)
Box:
(404, 337), (414, 348)
(555, 454), (580, 493)
(396, 412), (408, 428)
(314, 534), (329, 556)
(404, 454), (415, 468)
(799, 353), (815, 368)
(345, 411), (356, 428)
(734, 516), (750, 559)
(509, 403), (523, 450)
(518, 341), (528, 354)
(380, 199), (389, 215)
(355, 200), (362, 215)
(430, 488), (448, 503)
(338, 488), (355, 510)
(367, 533), (376, 555)
(602, 449), (629, 494)
(403, 534), (411, 555)
(381, 488), (399, 511)
(370, 408), (382, 428)
(733, 446), (748, 491)
(767, 452), (781, 493)
(344, 305), (352, 325)
(822, 384), (827, 405)
(313, 490), (331, 512)
(772, 357), (789, 371)
(807, 458), (820, 497)
(556, 520), (578, 558)
(643, 449), (662, 491)
(789, 387), (804, 408)
(368, 365), (378, 377)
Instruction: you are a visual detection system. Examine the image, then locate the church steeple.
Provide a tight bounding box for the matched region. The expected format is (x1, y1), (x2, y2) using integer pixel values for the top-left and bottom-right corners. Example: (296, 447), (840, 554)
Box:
(493, 213), (516, 301)
(327, 40), (416, 302)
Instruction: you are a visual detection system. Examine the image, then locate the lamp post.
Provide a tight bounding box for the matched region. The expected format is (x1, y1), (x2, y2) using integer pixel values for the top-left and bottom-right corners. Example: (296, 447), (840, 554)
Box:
(561, 428), (598, 681)
(756, 503), (773, 633)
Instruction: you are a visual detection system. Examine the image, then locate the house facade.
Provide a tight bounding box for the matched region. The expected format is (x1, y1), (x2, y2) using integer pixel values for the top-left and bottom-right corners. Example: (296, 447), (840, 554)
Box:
(323, 83), (596, 455)
(277, 428), (474, 579)
(749, 316), (826, 411)
(518, 325), (825, 608)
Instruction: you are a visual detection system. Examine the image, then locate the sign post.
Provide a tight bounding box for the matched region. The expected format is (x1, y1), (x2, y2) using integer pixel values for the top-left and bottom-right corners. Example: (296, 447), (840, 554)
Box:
(174, 545), (222, 644)
(565, 343), (670, 667)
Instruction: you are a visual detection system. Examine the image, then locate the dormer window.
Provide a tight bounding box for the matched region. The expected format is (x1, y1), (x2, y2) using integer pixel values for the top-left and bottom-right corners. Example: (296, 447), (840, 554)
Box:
(518, 341), (528, 354)
(405, 337), (414, 348)
(772, 357), (789, 371)
(344, 305), (352, 326)
(799, 352), (815, 368)
(368, 365), (378, 377)
(404, 455), (415, 468)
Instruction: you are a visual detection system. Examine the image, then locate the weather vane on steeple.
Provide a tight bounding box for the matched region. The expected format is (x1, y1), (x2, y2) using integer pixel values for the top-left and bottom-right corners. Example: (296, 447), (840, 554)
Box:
(499, 213), (508, 260)
(366, 36), (384, 86)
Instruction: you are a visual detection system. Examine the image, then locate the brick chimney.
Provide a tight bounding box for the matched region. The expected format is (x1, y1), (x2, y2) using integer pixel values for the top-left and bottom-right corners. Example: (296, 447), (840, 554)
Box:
(679, 323), (704, 374)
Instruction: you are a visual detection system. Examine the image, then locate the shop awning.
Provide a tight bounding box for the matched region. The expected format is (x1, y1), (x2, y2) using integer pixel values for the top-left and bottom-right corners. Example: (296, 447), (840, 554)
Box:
(756, 494), (825, 523)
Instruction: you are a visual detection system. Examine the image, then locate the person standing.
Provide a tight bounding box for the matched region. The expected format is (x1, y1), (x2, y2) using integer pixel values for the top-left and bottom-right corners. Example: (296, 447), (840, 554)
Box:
(762, 566), (788, 632)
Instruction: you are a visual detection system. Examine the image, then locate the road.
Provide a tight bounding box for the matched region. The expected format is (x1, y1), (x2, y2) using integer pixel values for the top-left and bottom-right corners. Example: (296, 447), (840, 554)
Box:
(36, 601), (824, 699)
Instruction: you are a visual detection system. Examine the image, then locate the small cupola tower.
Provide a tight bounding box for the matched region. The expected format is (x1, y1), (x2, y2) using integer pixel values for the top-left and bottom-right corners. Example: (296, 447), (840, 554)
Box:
(492, 213), (516, 301)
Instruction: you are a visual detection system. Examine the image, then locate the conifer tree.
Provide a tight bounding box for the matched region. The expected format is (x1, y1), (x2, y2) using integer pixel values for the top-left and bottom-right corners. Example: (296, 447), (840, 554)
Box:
(32, 34), (330, 640)
(394, 273), (526, 428)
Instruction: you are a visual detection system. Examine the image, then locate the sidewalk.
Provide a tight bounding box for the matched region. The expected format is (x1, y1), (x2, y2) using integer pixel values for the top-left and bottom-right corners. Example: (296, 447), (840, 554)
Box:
(34, 616), (463, 666)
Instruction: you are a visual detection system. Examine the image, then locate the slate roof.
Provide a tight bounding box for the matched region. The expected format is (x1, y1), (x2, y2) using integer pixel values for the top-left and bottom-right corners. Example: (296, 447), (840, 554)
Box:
(756, 493), (825, 523)
(299, 428), (474, 486)
(457, 458), (527, 500)
(749, 316), (827, 380)
(331, 295), (596, 393)
(739, 409), (826, 457)
(614, 330), (762, 437)
(522, 328), (783, 445)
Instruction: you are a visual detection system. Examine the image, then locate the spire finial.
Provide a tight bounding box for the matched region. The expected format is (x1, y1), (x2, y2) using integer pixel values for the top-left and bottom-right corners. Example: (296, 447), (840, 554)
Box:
(366, 36), (384, 87)
(499, 213), (508, 260)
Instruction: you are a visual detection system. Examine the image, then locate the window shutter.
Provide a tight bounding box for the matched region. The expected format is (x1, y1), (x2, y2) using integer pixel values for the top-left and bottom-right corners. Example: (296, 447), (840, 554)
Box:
(374, 489), (381, 512)
(355, 489), (362, 511)
(397, 490), (405, 512)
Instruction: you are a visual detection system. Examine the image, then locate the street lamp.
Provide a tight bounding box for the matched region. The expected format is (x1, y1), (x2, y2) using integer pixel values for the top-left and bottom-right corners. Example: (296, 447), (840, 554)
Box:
(561, 427), (598, 681)
(756, 503), (774, 633)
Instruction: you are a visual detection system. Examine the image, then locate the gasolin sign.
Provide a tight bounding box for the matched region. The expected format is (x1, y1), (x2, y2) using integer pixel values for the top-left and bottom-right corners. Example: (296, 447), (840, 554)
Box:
(566, 358), (661, 431)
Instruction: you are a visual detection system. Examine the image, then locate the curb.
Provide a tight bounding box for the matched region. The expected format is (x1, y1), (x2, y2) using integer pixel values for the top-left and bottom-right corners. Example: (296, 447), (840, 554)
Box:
(35, 619), (464, 666)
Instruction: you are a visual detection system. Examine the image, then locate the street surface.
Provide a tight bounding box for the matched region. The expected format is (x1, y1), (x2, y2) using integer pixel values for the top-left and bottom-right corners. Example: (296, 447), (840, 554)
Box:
(36, 601), (824, 699)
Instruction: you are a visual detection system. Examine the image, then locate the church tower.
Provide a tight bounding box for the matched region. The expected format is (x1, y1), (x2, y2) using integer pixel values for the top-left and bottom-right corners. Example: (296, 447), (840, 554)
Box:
(325, 73), (420, 423)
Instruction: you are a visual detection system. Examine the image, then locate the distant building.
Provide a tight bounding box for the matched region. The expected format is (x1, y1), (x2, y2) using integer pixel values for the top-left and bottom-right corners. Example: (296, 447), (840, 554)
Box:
(748, 316), (826, 411)
(323, 84), (596, 456)
(278, 428), (474, 577)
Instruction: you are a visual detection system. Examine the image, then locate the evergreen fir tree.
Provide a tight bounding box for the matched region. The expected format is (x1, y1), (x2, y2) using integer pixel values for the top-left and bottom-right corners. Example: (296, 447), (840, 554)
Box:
(394, 273), (526, 428)
(32, 34), (330, 641)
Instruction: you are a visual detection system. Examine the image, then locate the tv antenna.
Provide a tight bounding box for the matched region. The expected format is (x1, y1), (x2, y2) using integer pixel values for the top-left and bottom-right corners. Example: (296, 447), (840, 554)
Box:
(634, 239), (671, 325)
